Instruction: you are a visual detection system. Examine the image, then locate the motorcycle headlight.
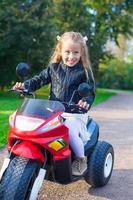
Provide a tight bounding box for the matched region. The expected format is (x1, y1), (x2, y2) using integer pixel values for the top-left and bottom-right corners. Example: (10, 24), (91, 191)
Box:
(15, 115), (45, 131)
(38, 116), (61, 133)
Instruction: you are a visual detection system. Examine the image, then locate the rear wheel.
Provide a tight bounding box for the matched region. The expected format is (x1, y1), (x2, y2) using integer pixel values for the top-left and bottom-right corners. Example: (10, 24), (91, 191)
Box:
(0, 156), (41, 200)
(85, 141), (114, 187)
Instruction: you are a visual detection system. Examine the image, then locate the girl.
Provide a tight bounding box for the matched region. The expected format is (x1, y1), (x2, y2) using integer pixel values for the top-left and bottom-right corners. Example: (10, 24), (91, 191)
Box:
(13, 31), (95, 176)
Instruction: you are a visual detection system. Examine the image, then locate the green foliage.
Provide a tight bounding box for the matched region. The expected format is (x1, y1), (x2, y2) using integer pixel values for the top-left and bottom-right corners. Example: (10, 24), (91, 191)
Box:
(52, 0), (89, 34)
(87, 1), (133, 74)
(0, 0), (54, 89)
(97, 59), (133, 89)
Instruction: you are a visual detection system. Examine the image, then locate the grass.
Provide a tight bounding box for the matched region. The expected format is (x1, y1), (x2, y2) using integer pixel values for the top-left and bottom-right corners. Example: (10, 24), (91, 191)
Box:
(93, 88), (116, 105)
(0, 87), (115, 148)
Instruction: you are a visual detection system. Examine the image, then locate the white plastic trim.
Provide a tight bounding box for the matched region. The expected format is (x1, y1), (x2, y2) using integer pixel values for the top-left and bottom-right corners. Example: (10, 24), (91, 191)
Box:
(0, 158), (10, 181)
(29, 168), (46, 200)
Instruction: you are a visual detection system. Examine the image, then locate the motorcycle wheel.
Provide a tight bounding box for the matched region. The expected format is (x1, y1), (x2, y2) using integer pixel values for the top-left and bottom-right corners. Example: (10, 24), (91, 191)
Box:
(84, 141), (114, 187)
(0, 156), (41, 200)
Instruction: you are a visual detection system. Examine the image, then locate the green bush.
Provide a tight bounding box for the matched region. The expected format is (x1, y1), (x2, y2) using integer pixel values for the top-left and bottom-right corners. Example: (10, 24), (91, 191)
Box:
(97, 59), (133, 90)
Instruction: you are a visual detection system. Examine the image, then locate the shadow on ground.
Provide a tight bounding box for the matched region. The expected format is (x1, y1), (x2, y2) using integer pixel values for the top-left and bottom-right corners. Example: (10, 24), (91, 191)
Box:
(89, 169), (133, 200)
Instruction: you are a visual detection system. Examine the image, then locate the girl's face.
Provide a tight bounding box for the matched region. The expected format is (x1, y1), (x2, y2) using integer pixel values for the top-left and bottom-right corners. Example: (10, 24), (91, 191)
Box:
(61, 39), (81, 67)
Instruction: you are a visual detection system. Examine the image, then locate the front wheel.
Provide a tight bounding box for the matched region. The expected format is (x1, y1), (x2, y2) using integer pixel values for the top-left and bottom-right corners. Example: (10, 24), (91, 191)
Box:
(85, 141), (114, 187)
(0, 156), (41, 200)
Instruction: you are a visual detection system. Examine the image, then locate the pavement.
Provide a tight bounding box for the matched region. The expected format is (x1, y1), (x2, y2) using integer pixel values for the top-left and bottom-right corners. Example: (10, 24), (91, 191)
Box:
(0, 91), (133, 200)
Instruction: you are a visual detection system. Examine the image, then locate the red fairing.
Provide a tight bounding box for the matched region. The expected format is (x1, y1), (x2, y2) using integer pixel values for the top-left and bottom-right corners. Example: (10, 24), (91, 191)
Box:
(12, 141), (45, 163)
(8, 109), (72, 162)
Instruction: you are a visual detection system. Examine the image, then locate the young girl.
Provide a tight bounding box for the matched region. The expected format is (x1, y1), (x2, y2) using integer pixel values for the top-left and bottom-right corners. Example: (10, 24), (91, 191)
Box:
(13, 31), (95, 176)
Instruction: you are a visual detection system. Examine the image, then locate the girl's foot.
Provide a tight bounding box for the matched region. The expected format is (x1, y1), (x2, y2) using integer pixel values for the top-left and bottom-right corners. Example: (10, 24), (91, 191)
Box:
(72, 156), (87, 176)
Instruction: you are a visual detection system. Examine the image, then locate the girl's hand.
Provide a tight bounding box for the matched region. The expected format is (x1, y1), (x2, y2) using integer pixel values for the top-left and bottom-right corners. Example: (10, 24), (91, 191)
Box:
(78, 100), (89, 110)
(13, 82), (25, 90)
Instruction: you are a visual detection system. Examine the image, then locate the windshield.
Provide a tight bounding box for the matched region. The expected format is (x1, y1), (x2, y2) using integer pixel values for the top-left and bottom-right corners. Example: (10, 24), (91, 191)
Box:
(18, 98), (65, 119)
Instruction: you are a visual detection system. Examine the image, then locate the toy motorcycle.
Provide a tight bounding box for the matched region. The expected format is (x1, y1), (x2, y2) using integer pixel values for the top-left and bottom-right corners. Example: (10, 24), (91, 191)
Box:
(0, 63), (114, 200)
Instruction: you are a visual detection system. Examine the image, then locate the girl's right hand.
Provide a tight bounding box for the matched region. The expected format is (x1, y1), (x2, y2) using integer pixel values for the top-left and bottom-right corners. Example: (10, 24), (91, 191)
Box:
(13, 82), (25, 90)
(78, 99), (89, 110)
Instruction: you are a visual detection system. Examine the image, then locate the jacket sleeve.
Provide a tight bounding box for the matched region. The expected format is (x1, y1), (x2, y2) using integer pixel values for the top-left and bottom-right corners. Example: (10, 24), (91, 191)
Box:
(24, 65), (51, 92)
(84, 68), (95, 107)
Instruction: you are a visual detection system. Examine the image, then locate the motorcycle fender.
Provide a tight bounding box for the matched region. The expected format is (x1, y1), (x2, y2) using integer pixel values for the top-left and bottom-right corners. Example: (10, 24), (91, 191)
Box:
(12, 141), (45, 163)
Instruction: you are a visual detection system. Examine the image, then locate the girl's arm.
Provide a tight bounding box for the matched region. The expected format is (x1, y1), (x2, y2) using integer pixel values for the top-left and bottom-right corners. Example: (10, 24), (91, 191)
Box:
(84, 68), (95, 107)
(13, 65), (51, 91)
(24, 65), (51, 92)
(78, 68), (95, 110)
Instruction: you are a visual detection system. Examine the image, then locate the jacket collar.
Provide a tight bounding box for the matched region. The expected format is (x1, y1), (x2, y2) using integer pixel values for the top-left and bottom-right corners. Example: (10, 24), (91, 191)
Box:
(60, 60), (82, 70)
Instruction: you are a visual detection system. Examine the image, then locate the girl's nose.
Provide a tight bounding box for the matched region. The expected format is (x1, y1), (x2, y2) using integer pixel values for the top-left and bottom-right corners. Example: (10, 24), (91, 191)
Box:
(69, 52), (74, 58)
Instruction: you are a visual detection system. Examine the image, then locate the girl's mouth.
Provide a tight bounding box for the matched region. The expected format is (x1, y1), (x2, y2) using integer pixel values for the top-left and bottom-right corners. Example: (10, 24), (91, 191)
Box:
(67, 60), (76, 65)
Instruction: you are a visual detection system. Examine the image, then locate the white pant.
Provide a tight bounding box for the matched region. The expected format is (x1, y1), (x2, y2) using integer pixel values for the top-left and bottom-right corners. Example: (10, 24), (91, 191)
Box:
(62, 113), (90, 157)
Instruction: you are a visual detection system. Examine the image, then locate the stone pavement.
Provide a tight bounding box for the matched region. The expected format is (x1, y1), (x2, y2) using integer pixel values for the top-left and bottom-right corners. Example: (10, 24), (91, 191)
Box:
(0, 91), (133, 200)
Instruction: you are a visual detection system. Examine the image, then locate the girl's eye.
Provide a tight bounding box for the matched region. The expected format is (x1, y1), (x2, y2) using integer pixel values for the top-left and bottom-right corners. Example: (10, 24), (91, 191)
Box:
(64, 51), (79, 55)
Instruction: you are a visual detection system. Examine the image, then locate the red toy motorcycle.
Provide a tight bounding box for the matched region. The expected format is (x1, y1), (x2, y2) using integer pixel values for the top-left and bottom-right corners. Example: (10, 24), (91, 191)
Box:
(0, 63), (114, 200)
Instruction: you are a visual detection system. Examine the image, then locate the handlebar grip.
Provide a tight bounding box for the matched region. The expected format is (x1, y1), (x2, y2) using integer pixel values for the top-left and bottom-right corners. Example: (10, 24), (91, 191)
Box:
(64, 103), (88, 114)
(9, 88), (35, 98)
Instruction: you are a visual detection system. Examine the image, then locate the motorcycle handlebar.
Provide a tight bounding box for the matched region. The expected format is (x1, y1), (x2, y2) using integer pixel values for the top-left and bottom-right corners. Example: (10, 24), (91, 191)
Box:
(63, 103), (88, 114)
(9, 89), (88, 113)
(9, 88), (36, 99)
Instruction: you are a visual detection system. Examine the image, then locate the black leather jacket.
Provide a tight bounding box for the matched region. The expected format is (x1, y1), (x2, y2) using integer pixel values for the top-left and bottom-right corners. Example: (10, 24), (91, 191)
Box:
(24, 61), (95, 106)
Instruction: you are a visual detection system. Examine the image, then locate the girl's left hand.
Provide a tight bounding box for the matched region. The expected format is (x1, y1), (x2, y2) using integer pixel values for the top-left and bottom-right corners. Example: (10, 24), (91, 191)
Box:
(78, 100), (89, 110)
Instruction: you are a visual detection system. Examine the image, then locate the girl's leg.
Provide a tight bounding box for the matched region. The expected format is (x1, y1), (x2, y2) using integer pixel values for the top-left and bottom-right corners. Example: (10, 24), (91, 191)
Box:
(64, 119), (85, 157)
(64, 119), (87, 175)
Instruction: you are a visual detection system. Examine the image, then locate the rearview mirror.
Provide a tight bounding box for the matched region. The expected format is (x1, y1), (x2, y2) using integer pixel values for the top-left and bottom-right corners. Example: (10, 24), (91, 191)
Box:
(16, 62), (30, 81)
(78, 83), (92, 97)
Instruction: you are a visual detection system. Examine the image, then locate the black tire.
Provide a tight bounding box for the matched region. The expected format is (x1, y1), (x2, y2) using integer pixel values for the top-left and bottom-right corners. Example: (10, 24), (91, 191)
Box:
(0, 156), (41, 200)
(85, 141), (114, 187)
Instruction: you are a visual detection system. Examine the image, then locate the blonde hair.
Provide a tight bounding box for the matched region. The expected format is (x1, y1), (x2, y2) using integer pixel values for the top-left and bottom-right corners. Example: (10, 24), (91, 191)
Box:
(50, 31), (91, 71)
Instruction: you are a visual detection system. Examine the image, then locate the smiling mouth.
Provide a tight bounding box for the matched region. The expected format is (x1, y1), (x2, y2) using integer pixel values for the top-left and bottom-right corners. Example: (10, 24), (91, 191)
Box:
(68, 60), (75, 64)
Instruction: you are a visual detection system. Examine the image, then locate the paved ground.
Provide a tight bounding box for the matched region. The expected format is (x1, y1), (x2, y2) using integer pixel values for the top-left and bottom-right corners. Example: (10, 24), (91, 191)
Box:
(0, 91), (133, 200)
